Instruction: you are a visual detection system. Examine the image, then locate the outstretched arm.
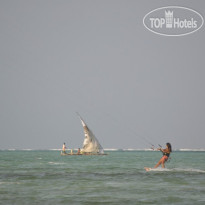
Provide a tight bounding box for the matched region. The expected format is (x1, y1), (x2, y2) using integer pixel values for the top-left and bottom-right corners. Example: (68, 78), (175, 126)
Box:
(157, 147), (168, 153)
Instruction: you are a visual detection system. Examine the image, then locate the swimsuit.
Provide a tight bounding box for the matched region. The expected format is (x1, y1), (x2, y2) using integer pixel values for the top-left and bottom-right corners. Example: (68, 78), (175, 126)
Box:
(162, 152), (170, 162)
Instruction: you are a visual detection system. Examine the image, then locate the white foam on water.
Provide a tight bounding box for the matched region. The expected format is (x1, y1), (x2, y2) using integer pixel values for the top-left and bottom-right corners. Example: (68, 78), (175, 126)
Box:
(48, 162), (66, 165)
(172, 168), (205, 173)
(145, 168), (171, 172)
(145, 167), (205, 173)
(0, 182), (22, 185)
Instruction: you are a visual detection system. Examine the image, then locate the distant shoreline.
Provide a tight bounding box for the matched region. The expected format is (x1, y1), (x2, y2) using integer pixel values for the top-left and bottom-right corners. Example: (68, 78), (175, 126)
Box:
(1, 148), (205, 152)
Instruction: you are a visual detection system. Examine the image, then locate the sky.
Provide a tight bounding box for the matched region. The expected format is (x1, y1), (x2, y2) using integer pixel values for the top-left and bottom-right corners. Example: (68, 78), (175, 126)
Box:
(0, 0), (205, 150)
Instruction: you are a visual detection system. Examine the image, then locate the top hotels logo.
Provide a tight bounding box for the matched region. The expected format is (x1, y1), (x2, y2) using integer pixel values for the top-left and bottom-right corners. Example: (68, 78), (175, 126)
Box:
(143, 6), (204, 36)
(165, 11), (173, 28)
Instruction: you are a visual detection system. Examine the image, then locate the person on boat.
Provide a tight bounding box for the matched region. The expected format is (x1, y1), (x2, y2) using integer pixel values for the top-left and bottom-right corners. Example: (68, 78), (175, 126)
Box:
(154, 143), (172, 168)
(77, 148), (81, 155)
(62, 143), (66, 154)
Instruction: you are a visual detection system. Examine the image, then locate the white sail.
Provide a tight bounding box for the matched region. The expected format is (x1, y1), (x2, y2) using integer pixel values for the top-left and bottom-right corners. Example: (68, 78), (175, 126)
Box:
(78, 114), (104, 154)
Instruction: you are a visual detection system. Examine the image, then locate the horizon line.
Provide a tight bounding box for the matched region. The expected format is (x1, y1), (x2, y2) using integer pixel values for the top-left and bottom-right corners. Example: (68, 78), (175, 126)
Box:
(1, 148), (205, 152)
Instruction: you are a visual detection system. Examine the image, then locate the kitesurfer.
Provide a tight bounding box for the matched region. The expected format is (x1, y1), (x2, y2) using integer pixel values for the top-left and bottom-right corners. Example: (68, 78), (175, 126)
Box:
(62, 143), (66, 154)
(154, 143), (172, 168)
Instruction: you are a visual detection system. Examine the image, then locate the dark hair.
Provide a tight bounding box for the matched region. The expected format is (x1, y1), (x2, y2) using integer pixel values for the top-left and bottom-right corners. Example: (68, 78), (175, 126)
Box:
(166, 143), (172, 152)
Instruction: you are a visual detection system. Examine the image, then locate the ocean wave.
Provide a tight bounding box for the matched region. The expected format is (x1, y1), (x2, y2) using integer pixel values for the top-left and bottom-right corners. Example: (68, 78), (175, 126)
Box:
(0, 182), (22, 185)
(48, 162), (66, 165)
(178, 149), (205, 152)
(145, 167), (205, 173)
(172, 168), (205, 173)
(104, 148), (154, 151)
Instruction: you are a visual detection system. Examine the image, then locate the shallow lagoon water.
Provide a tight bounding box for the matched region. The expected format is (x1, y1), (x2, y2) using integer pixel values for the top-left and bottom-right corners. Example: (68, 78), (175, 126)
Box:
(0, 150), (205, 205)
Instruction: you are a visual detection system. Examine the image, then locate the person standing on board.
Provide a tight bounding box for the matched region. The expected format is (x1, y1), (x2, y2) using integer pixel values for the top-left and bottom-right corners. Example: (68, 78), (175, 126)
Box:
(154, 143), (172, 168)
(62, 143), (66, 154)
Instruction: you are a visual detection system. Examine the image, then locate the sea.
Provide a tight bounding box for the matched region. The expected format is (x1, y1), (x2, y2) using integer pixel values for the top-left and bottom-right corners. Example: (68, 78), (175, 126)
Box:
(0, 150), (205, 205)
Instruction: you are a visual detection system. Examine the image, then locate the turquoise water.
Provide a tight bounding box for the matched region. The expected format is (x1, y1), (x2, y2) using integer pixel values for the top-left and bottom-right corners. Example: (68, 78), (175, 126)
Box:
(0, 150), (205, 205)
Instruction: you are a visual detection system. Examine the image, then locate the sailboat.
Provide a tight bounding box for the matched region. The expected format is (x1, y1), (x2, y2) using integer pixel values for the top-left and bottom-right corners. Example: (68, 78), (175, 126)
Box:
(61, 114), (107, 155)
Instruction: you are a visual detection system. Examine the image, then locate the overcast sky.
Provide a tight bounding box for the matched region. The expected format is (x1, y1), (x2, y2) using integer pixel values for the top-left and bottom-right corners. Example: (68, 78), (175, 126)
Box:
(0, 0), (205, 150)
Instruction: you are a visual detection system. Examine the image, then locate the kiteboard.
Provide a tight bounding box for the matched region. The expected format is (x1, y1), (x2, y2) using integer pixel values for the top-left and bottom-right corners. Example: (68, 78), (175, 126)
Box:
(144, 167), (152, 172)
(144, 167), (170, 172)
